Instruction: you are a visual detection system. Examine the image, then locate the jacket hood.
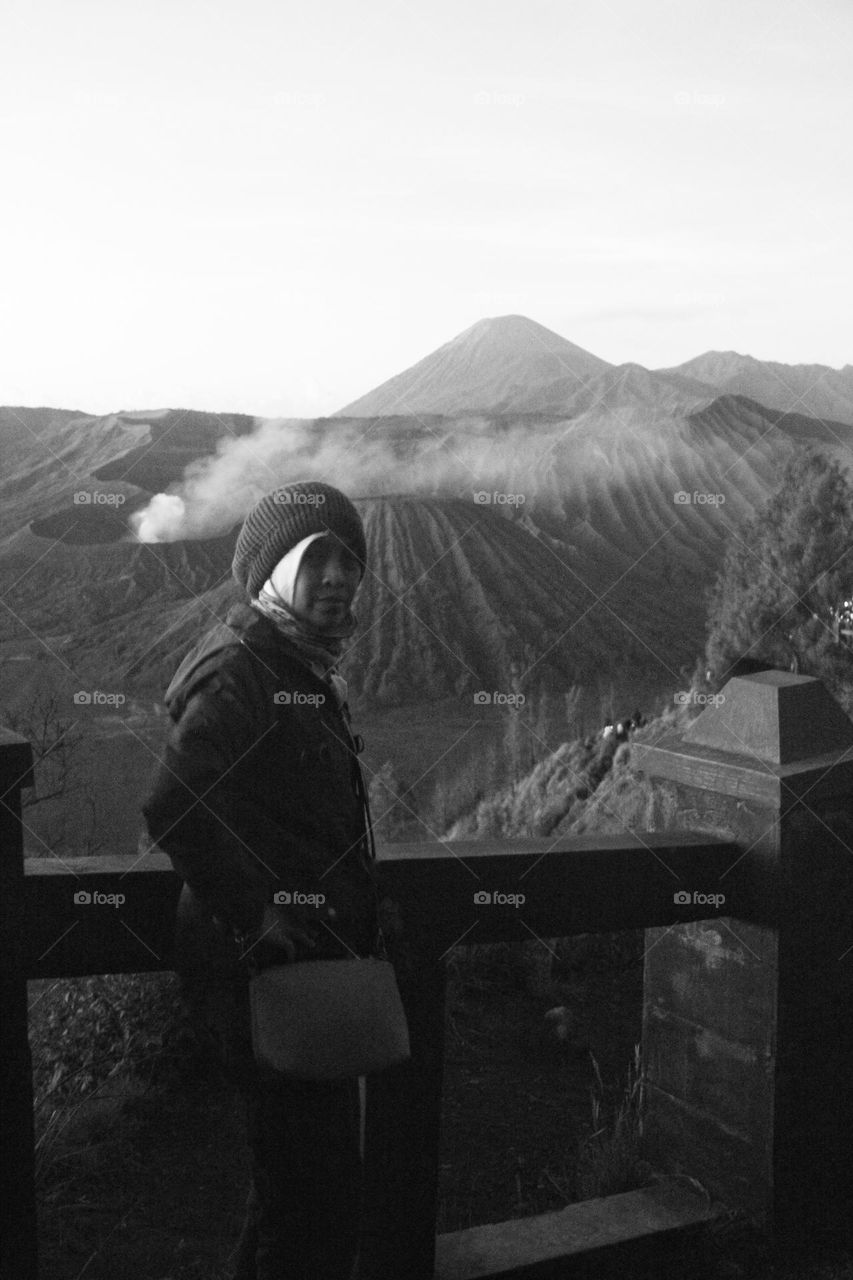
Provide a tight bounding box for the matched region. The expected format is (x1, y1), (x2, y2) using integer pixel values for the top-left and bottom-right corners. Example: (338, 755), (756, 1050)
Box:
(164, 602), (315, 721)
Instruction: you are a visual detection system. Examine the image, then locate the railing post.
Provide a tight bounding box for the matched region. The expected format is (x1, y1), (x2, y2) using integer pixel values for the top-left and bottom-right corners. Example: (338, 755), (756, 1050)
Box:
(0, 729), (36, 1280)
(358, 915), (447, 1280)
(633, 673), (853, 1245)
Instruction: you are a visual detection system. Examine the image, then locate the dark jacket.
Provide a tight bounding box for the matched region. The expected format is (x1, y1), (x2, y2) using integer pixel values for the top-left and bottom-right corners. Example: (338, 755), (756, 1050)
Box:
(143, 602), (380, 970)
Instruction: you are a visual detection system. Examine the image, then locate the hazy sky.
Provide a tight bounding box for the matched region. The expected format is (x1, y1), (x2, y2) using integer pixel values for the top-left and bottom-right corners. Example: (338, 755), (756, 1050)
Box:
(1, 0), (850, 416)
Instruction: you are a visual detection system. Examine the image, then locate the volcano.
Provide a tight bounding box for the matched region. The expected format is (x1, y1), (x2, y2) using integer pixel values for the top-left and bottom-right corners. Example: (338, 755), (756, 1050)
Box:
(335, 315), (614, 417)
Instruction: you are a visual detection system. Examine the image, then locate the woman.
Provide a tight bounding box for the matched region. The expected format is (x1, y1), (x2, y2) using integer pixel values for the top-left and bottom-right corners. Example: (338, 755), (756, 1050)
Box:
(143, 480), (381, 1280)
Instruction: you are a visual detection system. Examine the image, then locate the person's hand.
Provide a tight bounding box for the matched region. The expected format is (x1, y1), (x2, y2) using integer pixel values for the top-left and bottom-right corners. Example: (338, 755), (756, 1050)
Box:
(255, 902), (321, 962)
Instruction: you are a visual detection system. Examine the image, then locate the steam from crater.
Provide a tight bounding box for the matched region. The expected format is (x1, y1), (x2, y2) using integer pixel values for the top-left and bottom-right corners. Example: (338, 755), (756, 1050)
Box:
(127, 413), (581, 543)
(132, 493), (188, 542)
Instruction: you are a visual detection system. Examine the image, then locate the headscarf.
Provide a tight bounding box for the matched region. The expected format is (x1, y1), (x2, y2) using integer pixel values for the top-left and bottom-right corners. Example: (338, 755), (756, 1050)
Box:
(250, 532), (357, 706)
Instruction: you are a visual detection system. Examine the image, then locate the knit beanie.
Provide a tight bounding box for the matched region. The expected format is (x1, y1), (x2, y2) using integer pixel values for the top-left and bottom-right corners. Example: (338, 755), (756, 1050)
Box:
(232, 481), (366, 598)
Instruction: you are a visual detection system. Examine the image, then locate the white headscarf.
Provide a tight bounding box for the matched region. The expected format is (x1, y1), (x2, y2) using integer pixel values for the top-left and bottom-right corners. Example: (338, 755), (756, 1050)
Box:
(266, 532), (328, 605)
(252, 531), (354, 706)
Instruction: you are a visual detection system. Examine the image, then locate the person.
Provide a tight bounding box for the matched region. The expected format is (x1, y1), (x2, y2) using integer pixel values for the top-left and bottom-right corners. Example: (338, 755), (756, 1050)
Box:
(142, 480), (382, 1280)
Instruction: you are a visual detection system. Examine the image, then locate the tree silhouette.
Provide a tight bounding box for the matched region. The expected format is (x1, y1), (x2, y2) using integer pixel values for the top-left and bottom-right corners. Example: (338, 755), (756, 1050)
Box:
(705, 449), (853, 700)
(0, 652), (102, 856)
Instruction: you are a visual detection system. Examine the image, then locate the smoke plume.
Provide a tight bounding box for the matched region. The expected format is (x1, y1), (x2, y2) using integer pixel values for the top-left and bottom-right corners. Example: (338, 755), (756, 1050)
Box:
(128, 414), (578, 542)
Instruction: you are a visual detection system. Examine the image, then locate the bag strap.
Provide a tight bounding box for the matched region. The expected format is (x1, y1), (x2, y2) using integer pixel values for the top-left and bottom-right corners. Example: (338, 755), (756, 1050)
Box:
(336, 709), (389, 959)
(357, 754), (378, 864)
(373, 921), (390, 961)
(351, 742), (391, 960)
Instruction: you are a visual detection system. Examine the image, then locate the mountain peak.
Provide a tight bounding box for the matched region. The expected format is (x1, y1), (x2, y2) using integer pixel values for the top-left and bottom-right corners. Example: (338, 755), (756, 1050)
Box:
(335, 315), (612, 417)
(452, 314), (604, 358)
(458, 313), (568, 340)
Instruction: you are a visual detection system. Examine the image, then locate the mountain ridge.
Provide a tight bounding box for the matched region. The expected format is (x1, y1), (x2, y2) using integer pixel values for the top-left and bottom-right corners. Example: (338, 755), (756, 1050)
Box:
(5, 393), (853, 713)
(333, 314), (852, 424)
(659, 350), (853, 425)
(335, 314), (613, 417)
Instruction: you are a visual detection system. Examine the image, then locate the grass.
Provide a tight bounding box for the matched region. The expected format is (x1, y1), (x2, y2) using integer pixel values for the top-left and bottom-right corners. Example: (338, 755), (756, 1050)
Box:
(576, 1043), (654, 1201)
(28, 971), (218, 1199)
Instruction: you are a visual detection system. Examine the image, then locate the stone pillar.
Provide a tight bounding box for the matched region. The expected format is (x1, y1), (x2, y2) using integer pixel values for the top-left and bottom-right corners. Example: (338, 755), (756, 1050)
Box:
(633, 672), (853, 1245)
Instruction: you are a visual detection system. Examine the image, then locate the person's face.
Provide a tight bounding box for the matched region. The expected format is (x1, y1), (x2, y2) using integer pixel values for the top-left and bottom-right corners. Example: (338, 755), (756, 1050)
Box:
(292, 535), (362, 631)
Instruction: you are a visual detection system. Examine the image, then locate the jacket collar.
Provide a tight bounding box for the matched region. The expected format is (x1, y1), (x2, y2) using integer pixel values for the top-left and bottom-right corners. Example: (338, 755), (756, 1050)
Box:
(164, 602), (332, 719)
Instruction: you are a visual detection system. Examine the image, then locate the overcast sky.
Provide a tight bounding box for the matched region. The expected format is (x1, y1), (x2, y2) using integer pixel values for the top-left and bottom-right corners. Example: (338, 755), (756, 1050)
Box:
(1, 0), (850, 417)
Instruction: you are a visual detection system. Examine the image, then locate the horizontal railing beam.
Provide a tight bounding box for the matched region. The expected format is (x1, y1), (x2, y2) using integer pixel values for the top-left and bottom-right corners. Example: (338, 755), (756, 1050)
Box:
(434, 1177), (718, 1279)
(23, 832), (744, 979)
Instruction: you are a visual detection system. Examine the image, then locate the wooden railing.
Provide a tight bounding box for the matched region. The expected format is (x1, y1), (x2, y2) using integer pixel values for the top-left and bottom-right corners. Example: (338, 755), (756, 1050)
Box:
(4, 670), (853, 1277)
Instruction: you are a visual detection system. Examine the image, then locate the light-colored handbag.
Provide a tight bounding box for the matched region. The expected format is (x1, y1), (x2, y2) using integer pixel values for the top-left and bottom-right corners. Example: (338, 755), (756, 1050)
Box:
(249, 954), (411, 1079)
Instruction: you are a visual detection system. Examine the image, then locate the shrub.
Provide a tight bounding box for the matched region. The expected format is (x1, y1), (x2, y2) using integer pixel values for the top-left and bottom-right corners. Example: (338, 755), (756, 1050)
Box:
(29, 972), (213, 1189)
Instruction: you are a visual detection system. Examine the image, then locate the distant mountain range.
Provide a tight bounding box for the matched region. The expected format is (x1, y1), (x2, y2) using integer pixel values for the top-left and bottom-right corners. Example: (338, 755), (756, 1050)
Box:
(336, 315), (853, 424)
(659, 349), (853, 425)
(2, 315), (852, 716)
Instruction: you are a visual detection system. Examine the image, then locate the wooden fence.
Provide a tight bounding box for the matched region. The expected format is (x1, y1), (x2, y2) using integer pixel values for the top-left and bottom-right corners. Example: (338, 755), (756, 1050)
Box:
(3, 670), (853, 1277)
